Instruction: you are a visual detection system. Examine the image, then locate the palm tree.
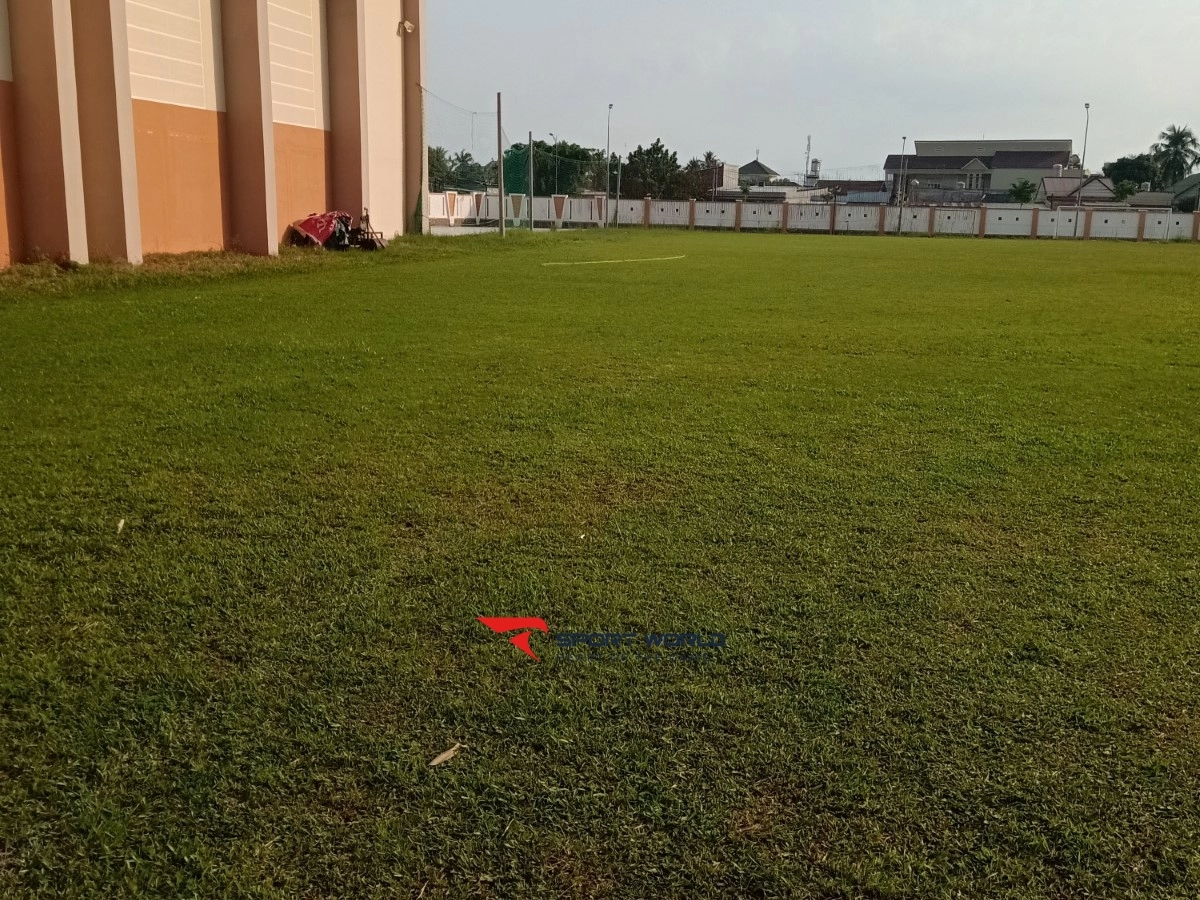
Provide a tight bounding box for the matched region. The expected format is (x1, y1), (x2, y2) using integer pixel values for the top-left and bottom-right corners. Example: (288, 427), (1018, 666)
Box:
(702, 151), (720, 169)
(428, 146), (450, 192)
(1152, 125), (1199, 188)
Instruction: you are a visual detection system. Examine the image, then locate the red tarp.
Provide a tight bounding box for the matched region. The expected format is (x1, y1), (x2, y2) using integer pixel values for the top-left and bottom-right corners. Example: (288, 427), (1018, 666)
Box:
(290, 211), (353, 247)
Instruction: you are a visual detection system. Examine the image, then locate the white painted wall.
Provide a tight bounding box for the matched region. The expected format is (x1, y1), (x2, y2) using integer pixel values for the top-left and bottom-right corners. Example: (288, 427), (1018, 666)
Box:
(0, 0), (12, 82)
(267, 0), (329, 129)
(126, 0), (224, 111)
(617, 200), (644, 226)
(695, 202), (735, 228)
(742, 203), (783, 230)
(1037, 210), (1080, 238)
(838, 206), (879, 233)
(427, 194), (1200, 241)
(1089, 211), (1140, 240)
(649, 201), (689, 228)
(985, 208), (1034, 237)
(786, 204), (829, 232)
(937, 209), (978, 235)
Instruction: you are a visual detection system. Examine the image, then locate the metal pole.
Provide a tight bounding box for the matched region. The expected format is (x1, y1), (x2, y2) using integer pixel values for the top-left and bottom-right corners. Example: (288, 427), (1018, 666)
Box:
(614, 153), (623, 229)
(896, 136), (907, 235)
(1074, 103), (1090, 239)
(550, 133), (558, 194)
(496, 92), (505, 237)
(605, 103), (613, 227)
(529, 131), (535, 232)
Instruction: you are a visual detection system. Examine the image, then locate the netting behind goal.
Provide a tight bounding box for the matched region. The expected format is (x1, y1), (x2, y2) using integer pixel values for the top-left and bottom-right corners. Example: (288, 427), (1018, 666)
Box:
(425, 89), (509, 195)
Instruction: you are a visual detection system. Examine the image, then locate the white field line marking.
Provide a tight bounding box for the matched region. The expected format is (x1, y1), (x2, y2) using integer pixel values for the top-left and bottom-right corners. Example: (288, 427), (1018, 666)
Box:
(542, 255), (687, 267)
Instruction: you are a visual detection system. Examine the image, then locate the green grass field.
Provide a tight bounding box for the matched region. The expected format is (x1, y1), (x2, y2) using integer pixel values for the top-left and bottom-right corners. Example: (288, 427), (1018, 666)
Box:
(2, 231), (1199, 898)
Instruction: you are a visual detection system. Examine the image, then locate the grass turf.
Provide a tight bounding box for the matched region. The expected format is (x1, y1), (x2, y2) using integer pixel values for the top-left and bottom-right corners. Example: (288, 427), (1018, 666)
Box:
(2, 231), (1199, 898)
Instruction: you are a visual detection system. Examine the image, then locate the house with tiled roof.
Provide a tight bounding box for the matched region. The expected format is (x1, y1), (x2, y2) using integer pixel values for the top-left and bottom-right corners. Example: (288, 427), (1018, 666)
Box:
(739, 157), (780, 186)
(1035, 175), (1117, 208)
(884, 140), (1077, 201)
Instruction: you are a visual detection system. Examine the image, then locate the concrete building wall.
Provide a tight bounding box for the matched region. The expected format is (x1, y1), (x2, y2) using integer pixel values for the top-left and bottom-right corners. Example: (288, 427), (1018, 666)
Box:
(0, 0), (22, 266)
(0, 0), (423, 267)
(268, 0), (331, 236)
(361, 0), (405, 236)
(127, 0), (228, 254)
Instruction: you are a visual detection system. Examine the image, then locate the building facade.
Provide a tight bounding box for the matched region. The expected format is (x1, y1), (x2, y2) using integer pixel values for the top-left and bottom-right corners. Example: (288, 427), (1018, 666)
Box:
(0, 0), (426, 267)
(885, 140), (1075, 200)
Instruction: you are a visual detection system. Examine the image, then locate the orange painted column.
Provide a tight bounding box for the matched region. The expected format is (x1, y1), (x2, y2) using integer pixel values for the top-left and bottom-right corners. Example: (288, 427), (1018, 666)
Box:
(780, 202), (790, 232)
(977, 206), (988, 238)
(688, 199), (696, 230)
(327, 3), (364, 225)
(927, 207), (936, 236)
(402, 0), (427, 234)
(220, 0), (277, 255)
(7, 0), (89, 263)
(643, 196), (651, 228)
(1083, 209), (1094, 240)
(70, 0), (142, 263)
(1030, 207), (1040, 239)
(1193, 212), (1200, 242)
(734, 200), (743, 232)
(1136, 210), (1147, 242)
(877, 205), (886, 235)
(829, 199), (837, 235)
(0, 79), (23, 266)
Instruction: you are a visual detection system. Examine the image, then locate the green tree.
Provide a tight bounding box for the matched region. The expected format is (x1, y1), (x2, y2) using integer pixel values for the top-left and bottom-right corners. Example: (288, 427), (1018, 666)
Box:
(621, 140), (684, 199)
(1007, 178), (1038, 206)
(428, 146), (451, 192)
(1152, 125), (1199, 187)
(448, 150), (488, 190)
(1103, 154), (1160, 190)
(1113, 181), (1140, 203)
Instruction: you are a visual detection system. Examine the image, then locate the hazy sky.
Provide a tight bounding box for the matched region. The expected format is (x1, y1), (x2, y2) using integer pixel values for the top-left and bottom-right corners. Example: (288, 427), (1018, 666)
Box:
(426, 0), (1198, 179)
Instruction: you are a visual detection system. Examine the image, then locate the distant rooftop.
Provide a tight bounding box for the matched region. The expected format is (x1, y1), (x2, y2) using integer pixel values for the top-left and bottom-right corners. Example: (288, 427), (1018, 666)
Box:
(739, 159), (779, 178)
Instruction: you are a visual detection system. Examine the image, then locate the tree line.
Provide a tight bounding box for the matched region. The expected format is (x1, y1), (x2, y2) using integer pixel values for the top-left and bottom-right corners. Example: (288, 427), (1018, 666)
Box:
(1103, 125), (1199, 207)
(429, 139), (741, 201)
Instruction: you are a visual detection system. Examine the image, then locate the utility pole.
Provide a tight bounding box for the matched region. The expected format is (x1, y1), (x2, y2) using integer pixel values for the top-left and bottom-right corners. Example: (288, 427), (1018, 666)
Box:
(496, 92), (505, 237)
(896, 136), (908, 235)
(614, 153), (623, 229)
(605, 103), (613, 227)
(529, 131), (535, 232)
(1074, 103), (1090, 239)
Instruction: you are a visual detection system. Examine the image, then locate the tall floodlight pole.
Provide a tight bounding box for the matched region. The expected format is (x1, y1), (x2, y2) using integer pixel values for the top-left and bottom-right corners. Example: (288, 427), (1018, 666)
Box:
(605, 103), (613, 227)
(896, 136), (908, 235)
(615, 153), (623, 229)
(529, 131), (535, 232)
(549, 132), (559, 194)
(497, 92), (505, 237)
(1074, 103), (1090, 238)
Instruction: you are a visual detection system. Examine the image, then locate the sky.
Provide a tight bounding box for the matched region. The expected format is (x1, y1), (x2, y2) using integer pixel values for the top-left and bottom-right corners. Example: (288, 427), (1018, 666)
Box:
(425, 0), (1199, 179)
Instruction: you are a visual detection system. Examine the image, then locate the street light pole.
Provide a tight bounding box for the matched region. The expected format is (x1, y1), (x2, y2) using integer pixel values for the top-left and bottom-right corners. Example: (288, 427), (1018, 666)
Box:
(896, 136), (908, 235)
(605, 103), (613, 227)
(1074, 102), (1090, 238)
(549, 132), (559, 195)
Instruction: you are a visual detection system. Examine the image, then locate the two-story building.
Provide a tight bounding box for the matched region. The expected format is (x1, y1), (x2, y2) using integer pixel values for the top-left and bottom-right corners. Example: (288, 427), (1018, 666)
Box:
(884, 140), (1076, 201)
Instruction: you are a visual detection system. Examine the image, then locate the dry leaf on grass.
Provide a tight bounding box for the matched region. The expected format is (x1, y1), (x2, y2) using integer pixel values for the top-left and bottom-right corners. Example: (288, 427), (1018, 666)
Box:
(429, 743), (463, 767)
(117, 519), (125, 534)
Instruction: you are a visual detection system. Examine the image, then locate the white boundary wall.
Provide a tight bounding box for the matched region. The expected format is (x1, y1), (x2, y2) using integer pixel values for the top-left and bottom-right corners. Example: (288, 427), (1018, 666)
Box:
(427, 193), (1200, 242)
